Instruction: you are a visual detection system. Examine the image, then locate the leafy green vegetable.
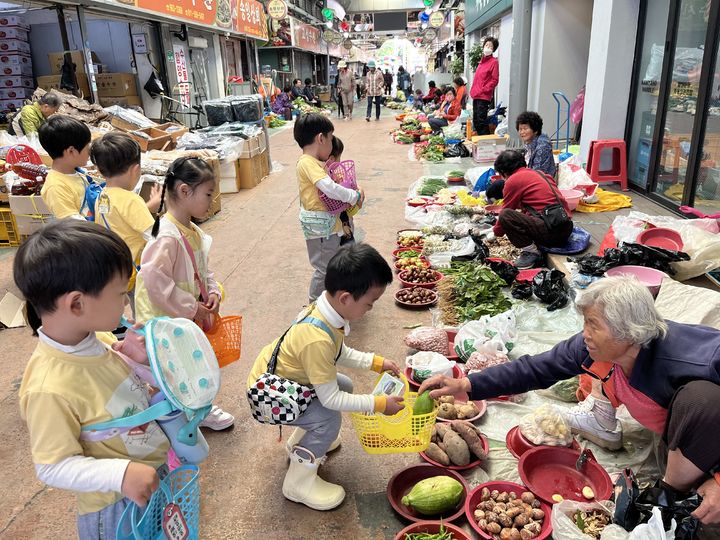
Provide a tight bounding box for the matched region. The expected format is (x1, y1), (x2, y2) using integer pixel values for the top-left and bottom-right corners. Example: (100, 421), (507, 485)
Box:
(575, 510), (586, 532)
(398, 250), (421, 258)
(442, 262), (511, 321)
(417, 178), (447, 196)
(428, 135), (445, 146)
(403, 523), (455, 540)
(447, 170), (465, 177)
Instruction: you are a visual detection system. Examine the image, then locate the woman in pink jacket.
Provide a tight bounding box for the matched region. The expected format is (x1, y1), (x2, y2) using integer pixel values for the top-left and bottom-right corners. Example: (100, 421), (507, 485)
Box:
(470, 37), (499, 135)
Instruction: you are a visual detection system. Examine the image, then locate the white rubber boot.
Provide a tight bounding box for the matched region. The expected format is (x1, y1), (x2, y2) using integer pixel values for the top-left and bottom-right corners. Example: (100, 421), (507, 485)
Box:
(282, 447), (345, 510)
(285, 428), (341, 454)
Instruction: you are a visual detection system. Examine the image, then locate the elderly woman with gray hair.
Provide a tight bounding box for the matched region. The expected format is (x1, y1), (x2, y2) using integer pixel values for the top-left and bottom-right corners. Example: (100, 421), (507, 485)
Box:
(419, 276), (720, 526)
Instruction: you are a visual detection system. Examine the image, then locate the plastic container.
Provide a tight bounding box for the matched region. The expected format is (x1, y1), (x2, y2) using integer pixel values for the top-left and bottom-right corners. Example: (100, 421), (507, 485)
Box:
(394, 521), (472, 540)
(0, 206), (20, 246)
(150, 393), (209, 465)
(560, 189), (583, 211)
(484, 204), (502, 214)
(436, 399), (487, 423)
(387, 464), (469, 523)
(420, 428), (489, 471)
(605, 265), (668, 297)
(394, 258), (430, 273)
(204, 315), (242, 368)
(393, 247), (423, 260)
(518, 447), (613, 504)
(505, 425), (581, 460)
(395, 288), (438, 309)
(637, 227), (684, 251)
(464, 481), (552, 540)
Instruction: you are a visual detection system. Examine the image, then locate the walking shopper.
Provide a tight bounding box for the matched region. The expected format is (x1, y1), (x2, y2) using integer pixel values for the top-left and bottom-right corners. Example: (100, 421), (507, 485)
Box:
(481, 150), (572, 269)
(383, 69), (393, 96)
(516, 111), (556, 177)
(337, 61), (355, 120)
(397, 66), (411, 94)
(470, 36), (499, 136)
(365, 60), (385, 122)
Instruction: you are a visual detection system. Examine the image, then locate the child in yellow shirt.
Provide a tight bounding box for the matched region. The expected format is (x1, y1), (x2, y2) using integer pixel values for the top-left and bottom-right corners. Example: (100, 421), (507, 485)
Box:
(38, 115), (93, 219)
(15, 220), (169, 539)
(90, 132), (161, 297)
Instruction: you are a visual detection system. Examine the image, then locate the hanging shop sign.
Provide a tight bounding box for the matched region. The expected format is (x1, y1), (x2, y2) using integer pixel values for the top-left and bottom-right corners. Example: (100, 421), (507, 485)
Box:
(234, 0), (268, 40)
(267, 0), (287, 20)
(293, 20), (324, 54)
(343, 38), (353, 50)
(328, 40), (343, 58)
(137, 0), (217, 26)
(266, 15), (293, 46)
(429, 10), (445, 28)
(172, 44), (191, 107)
(322, 29), (334, 43)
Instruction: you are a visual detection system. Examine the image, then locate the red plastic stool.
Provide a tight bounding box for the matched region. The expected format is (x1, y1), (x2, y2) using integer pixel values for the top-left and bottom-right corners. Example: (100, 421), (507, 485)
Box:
(586, 139), (629, 191)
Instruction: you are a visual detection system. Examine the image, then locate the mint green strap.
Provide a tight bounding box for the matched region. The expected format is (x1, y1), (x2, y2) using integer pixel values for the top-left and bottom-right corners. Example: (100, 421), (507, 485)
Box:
(81, 399), (174, 433)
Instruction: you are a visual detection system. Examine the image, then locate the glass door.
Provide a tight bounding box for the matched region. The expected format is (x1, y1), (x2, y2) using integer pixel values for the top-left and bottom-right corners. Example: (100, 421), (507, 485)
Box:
(651, 0), (710, 203)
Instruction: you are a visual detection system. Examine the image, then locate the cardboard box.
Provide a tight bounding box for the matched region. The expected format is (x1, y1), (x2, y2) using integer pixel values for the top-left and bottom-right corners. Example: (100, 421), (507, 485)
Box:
(219, 159), (238, 193)
(0, 87), (31, 99)
(36, 74), (91, 97)
(1, 62), (32, 76)
(0, 28), (29, 41)
(0, 15), (30, 29)
(99, 95), (143, 108)
(48, 50), (100, 75)
(129, 127), (172, 152)
(236, 149), (268, 189)
(155, 122), (189, 142)
(472, 136), (506, 163)
(238, 131), (267, 159)
(0, 39), (30, 54)
(96, 73), (138, 97)
(0, 52), (30, 68)
(1, 75), (32, 88)
(0, 98), (23, 111)
(9, 194), (54, 235)
(0, 291), (26, 328)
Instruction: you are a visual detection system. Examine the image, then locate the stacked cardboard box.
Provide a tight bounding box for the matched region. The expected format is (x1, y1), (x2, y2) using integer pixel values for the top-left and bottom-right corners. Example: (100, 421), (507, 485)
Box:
(0, 15), (32, 111)
(96, 73), (140, 107)
(38, 50), (102, 97)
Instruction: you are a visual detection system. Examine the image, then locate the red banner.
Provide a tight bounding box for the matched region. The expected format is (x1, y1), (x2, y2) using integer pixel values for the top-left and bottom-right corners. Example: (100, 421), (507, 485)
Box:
(137, 0), (217, 25)
(293, 19), (324, 54)
(234, 0), (268, 40)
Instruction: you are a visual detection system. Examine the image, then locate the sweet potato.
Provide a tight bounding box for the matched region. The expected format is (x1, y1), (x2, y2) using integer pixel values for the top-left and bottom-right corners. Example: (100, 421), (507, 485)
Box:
(451, 421), (488, 460)
(443, 430), (470, 466)
(425, 442), (450, 466)
(435, 423), (451, 440)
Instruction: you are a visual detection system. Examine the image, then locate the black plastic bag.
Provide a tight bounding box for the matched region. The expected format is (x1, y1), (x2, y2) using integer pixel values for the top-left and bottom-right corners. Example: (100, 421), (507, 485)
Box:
(511, 282), (533, 300)
(487, 259), (519, 285)
(444, 142), (471, 158)
(613, 468), (642, 530)
(452, 244), (489, 263)
(532, 269), (569, 311)
(204, 101), (234, 126)
(230, 97), (262, 122)
(569, 242), (690, 277)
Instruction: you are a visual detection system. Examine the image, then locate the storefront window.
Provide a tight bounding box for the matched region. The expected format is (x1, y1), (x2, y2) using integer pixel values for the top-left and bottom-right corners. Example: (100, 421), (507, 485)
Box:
(627, 0), (671, 189)
(694, 39), (720, 213)
(652, 0), (710, 202)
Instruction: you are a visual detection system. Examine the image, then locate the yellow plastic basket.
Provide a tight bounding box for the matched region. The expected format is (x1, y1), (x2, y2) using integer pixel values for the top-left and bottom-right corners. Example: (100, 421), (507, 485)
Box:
(349, 374), (438, 455)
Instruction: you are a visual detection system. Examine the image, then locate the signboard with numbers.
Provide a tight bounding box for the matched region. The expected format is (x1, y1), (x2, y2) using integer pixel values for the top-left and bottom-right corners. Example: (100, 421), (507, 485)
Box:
(234, 0), (268, 40)
(137, 0), (218, 26)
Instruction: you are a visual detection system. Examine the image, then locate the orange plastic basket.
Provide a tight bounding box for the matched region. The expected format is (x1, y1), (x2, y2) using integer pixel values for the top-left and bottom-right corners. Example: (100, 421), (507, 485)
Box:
(205, 315), (242, 368)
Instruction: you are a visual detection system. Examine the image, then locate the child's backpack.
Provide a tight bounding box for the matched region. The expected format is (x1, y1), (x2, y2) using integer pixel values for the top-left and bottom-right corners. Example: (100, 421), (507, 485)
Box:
(76, 167), (105, 222)
(82, 316), (220, 447)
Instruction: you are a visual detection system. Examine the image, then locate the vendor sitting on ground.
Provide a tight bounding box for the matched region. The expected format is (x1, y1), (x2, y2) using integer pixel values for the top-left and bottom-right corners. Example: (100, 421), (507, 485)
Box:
(517, 110), (556, 177)
(302, 78), (321, 107)
(422, 81), (442, 105)
(419, 276), (720, 527)
(412, 89), (425, 110)
(272, 85), (294, 120)
(482, 149), (572, 269)
(428, 87), (461, 133)
(9, 93), (61, 136)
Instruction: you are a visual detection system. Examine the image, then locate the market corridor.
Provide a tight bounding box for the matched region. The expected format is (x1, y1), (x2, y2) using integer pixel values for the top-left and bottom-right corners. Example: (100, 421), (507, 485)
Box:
(0, 113), (447, 539)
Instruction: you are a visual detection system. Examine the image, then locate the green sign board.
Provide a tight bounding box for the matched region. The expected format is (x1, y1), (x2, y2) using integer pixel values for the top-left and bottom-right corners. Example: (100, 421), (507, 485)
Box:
(465, 0), (512, 34)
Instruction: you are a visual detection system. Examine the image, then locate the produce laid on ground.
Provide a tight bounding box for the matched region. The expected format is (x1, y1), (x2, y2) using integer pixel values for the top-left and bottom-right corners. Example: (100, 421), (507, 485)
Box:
(400, 267), (442, 286)
(396, 257), (429, 272)
(446, 170), (466, 183)
(472, 489), (545, 540)
(415, 135), (446, 162)
(487, 236), (523, 261)
(427, 421), (488, 466)
(438, 263), (512, 325)
(436, 396), (482, 421)
(417, 177), (448, 197)
(266, 114), (287, 128)
(401, 524), (462, 540)
(404, 327), (449, 355)
(573, 509), (609, 538)
(396, 287), (438, 306)
(398, 230), (424, 248)
(402, 476), (464, 515)
(292, 97), (326, 114)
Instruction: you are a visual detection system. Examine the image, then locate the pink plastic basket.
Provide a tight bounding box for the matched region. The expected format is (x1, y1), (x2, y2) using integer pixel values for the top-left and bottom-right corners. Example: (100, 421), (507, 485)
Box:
(318, 160), (358, 215)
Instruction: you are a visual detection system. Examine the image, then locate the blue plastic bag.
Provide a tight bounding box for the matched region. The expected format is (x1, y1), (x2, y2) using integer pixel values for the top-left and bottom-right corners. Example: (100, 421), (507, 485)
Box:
(474, 168), (495, 192)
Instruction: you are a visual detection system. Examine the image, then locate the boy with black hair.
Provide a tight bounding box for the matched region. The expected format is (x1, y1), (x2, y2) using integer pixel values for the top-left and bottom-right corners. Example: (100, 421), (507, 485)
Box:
(38, 115), (93, 219)
(90, 133), (161, 295)
(247, 242), (403, 511)
(16, 220), (169, 539)
(294, 113), (364, 303)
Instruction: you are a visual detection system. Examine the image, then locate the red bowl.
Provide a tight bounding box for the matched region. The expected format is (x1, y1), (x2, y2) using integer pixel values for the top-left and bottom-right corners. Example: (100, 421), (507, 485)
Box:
(395, 288), (438, 309)
(437, 399), (487, 423)
(399, 269), (444, 289)
(394, 521), (472, 540)
(405, 364), (464, 389)
(387, 464), (469, 523)
(637, 227), (684, 251)
(446, 330), (459, 361)
(407, 197), (432, 207)
(505, 425), (581, 459)
(393, 247), (423, 260)
(420, 428), (489, 471)
(465, 481), (553, 540)
(518, 447), (613, 505)
(484, 204), (503, 214)
(447, 176), (465, 184)
(394, 258), (430, 273)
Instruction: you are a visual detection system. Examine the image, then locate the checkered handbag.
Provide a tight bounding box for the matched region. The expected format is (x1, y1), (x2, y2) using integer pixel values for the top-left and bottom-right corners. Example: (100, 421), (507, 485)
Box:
(247, 313), (338, 425)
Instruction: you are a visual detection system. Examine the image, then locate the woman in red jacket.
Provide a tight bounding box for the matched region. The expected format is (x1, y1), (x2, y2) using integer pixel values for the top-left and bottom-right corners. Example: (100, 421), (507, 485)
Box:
(428, 87), (461, 133)
(470, 36), (499, 135)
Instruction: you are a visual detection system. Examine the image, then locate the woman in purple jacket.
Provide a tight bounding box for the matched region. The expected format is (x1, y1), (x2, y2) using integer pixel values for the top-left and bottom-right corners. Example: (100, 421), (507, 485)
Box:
(420, 276), (720, 527)
(272, 85), (293, 120)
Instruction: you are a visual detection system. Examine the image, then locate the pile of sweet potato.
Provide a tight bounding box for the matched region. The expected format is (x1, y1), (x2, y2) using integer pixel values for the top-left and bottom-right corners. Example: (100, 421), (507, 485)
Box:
(426, 421), (487, 466)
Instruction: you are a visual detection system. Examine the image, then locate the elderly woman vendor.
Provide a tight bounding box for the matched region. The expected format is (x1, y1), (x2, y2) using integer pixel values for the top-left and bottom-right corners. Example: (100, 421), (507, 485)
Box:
(419, 276), (720, 525)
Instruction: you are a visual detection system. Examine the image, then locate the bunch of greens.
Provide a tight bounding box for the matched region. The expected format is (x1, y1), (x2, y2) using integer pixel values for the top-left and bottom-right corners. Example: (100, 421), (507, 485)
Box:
(401, 118), (421, 131)
(268, 116), (287, 128)
(417, 177), (447, 196)
(441, 262), (511, 322)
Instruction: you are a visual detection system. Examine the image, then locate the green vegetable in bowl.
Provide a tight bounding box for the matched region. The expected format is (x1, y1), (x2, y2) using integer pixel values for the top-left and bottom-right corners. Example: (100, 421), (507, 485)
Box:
(403, 524), (456, 540)
(447, 170), (465, 178)
(398, 250), (422, 258)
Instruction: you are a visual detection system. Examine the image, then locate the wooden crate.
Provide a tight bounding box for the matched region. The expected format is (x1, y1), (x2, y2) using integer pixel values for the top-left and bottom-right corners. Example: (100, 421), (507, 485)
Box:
(129, 128), (173, 152)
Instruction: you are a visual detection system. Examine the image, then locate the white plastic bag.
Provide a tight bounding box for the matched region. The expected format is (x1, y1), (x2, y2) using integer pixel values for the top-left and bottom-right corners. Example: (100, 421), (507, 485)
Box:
(404, 327), (449, 354)
(520, 404), (573, 446)
(405, 351), (455, 383)
(494, 117), (509, 137)
(628, 507), (676, 540)
(453, 310), (516, 360)
(551, 499), (616, 540)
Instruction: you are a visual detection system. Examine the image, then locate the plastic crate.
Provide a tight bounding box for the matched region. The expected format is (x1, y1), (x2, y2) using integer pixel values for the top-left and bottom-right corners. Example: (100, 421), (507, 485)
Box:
(0, 205), (21, 246)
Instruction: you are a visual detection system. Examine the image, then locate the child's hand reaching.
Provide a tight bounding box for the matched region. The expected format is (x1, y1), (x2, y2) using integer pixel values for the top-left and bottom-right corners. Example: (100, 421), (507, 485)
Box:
(382, 359), (400, 376)
(121, 462), (159, 507)
(112, 321), (149, 365)
(384, 395), (405, 415)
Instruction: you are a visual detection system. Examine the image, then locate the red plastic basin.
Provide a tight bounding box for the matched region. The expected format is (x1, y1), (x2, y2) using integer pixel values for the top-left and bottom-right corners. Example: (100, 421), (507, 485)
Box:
(446, 329), (459, 361)
(464, 481), (552, 540)
(505, 425), (580, 459)
(420, 427), (489, 471)
(387, 464), (469, 523)
(394, 520), (472, 540)
(518, 446), (613, 504)
(637, 227), (684, 251)
(399, 269), (444, 289)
